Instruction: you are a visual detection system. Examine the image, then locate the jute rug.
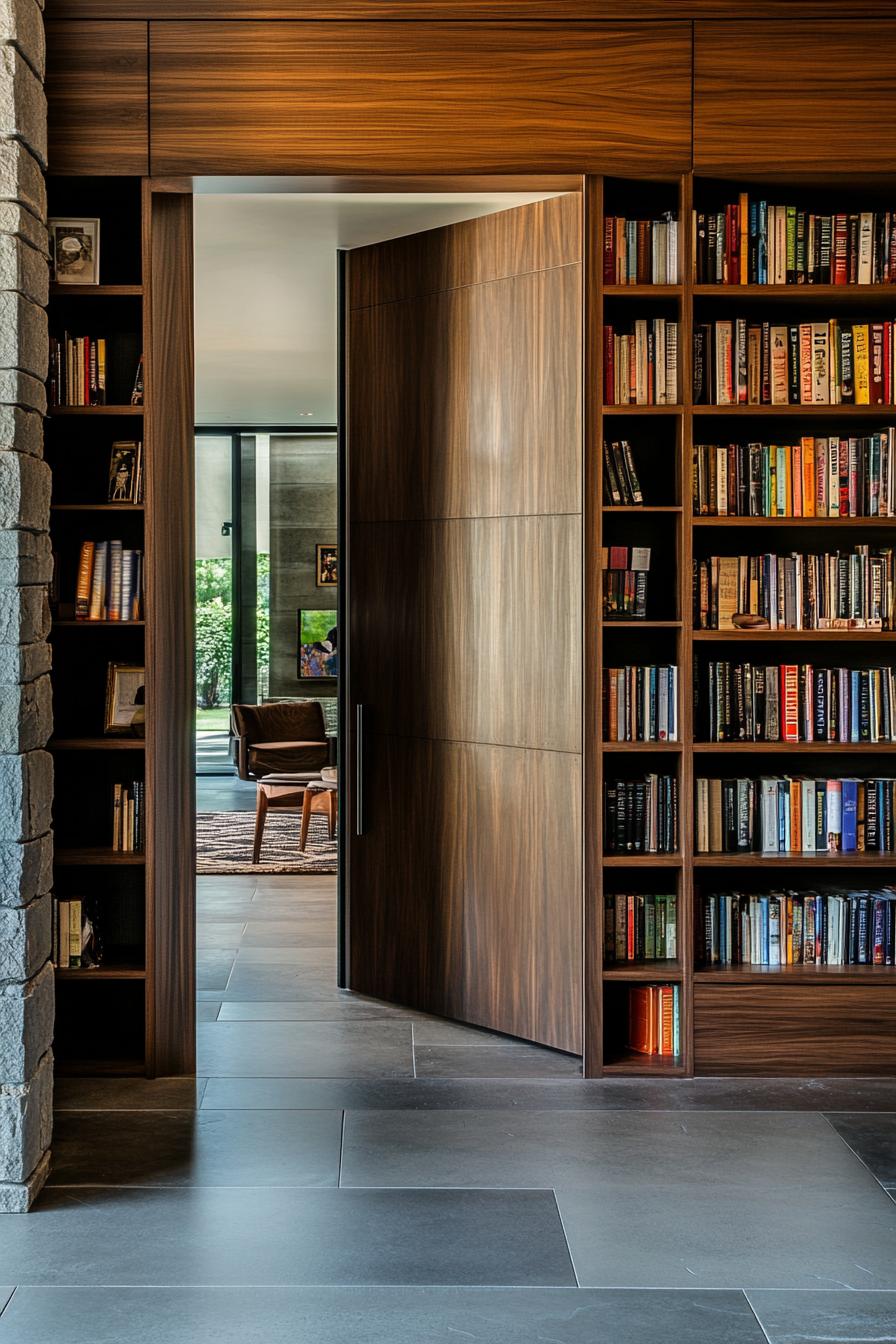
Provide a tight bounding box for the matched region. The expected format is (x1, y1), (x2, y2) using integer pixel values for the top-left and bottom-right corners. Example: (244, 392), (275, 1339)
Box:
(196, 811), (337, 875)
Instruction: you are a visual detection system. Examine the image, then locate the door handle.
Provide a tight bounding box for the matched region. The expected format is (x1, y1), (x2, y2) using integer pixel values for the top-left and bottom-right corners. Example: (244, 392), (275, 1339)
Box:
(355, 703), (366, 836)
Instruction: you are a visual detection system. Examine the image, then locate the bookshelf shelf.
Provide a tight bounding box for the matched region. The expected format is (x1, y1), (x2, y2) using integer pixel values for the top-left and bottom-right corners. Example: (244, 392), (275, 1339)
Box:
(50, 405), (144, 417)
(47, 172), (158, 1080)
(589, 172), (896, 1080)
(54, 848), (146, 866)
(50, 738), (146, 752)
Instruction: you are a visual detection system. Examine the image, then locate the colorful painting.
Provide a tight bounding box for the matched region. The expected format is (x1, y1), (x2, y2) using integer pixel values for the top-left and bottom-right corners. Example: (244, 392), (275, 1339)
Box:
(297, 610), (338, 679)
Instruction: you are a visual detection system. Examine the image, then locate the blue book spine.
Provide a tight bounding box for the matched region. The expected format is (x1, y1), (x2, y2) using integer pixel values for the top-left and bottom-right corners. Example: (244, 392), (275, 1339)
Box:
(842, 778), (858, 853)
(851, 671), (860, 742)
(760, 896), (770, 964)
(758, 201), (768, 284)
(778, 782), (787, 853)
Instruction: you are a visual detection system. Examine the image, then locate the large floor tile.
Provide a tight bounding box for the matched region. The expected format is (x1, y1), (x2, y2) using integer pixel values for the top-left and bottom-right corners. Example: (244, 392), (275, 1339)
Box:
(0, 1287), (766, 1343)
(197, 1001), (221, 1022)
(196, 922), (246, 948)
(53, 1077), (206, 1111)
(239, 921), (335, 948)
(414, 1045), (581, 1079)
(219, 961), (340, 1000)
(216, 999), (416, 1021)
(410, 1019), (526, 1047)
(6, 1188), (574, 1286)
(234, 947), (337, 965)
(747, 1290), (896, 1342)
(197, 1019), (414, 1077)
(341, 1110), (896, 1288)
(48, 1109), (343, 1187)
(826, 1113), (896, 1184)
(0, 1290), (11, 1316)
(196, 950), (236, 992)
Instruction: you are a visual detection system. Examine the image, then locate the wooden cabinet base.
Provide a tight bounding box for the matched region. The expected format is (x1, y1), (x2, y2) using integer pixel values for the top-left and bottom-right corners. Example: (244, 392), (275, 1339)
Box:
(694, 983), (896, 1076)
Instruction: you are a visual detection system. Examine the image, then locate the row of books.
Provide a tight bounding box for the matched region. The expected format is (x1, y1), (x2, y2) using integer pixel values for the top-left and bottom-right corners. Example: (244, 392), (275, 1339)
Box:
(49, 334), (106, 407)
(602, 545), (651, 620)
(692, 432), (896, 519)
(112, 780), (145, 852)
(699, 889), (896, 967)
(604, 892), (678, 962)
(603, 213), (679, 286)
(74, 540), (144, 621)
(602, 439), (644, 505)
(51, 897), (101, 970)
(693, 547), (896, 631)
(694, 775), (896, 855)
(602, 665), (679, 743)
(693, 200), (896, 287)
(693, 319), (896, 406)
(603, 320), (679, 406)
(696, 661), (896, 745)
(605, 774), (679, 854)
(627, 984), (680, 1057)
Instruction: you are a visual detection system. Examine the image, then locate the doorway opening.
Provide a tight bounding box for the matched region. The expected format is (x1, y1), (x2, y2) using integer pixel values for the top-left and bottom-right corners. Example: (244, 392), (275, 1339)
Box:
(192, 182), (583, 1081)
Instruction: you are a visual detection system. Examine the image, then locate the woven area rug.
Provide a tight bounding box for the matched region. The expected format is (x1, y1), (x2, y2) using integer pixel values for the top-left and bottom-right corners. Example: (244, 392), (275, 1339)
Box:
(196, 811), (337, 875)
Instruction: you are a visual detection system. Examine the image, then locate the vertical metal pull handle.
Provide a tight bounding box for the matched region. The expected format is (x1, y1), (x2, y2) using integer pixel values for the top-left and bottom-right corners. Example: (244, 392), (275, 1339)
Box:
(355, 703), (366, 836)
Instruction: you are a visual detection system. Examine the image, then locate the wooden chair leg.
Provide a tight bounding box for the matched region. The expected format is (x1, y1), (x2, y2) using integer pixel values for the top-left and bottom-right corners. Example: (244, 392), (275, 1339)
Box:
(299, 788), (313, 851)
(252, 788), (268, 864)
(327, 789), (337, 840)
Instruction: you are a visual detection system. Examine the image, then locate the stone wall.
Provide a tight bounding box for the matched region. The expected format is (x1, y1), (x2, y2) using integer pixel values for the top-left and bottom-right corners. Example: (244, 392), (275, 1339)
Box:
(0, 0), (52, 1212)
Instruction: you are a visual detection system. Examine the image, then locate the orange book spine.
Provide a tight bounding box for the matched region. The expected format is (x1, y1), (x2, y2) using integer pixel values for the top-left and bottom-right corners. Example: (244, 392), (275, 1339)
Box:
(74, 541), (95, 620)
(802, 437), (816, 517)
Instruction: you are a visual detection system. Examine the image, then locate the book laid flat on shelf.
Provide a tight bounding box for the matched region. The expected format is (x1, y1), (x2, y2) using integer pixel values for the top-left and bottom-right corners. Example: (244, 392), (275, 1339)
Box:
(603, 664), (678, 742)
(604, 212), (679, 285)
(698, 888), (896, 967)
(696, 661), (896, 744)
(604, 892), (678, 962)
(111, 780), (145, 852)
(693, 546), (895, 630)
(604, 774), (678, 854)
(693, 197), (896, 286)
(693, 431), (896, 518)
(73, 540), (143, 621)
(604, 319), (679, 405)
(603, 439), (644, 505)
(695, 775), (896, 855)
(693, 318), (896, 407)
(627, 984), (680, 1057)
(602, 545), (651, 620)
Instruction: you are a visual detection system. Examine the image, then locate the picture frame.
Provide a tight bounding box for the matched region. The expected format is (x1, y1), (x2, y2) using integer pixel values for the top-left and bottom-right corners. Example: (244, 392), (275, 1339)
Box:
(107, 441), (143, 504)
(315, 543), (338, 588)
(49, 218), (100, 286)
(104, 663), (146, 736)
(297, 611), (338, 680)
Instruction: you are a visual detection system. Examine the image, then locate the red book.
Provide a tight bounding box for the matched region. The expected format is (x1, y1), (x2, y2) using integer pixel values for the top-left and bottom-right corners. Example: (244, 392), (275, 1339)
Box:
(604, 324), (615, 403)
(603, 216), (615, 284)
(628, 986), (657, 1055)
(885, 321), (893, 404)
(833, 214), (848, 284)
(870, 323), (885, 404)
(780, 665), (800, 741)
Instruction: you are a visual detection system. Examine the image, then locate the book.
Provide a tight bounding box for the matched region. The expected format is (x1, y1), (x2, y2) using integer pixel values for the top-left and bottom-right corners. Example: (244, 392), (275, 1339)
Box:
(602, 665), (678, 743)
(627, 984), (680, 1057)
(604, 320), (679, 405)
(604, 212), (679, 285)
(605, 893), (678, 962)
(699, 888), (896, 967)
(605, 774), (678, 854)
(695, 775), (896, 855)
(602, 440), (644, 506)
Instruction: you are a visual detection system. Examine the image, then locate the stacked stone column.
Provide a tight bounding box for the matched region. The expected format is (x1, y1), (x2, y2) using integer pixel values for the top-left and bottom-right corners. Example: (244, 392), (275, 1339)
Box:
(0, 0), (52, 1213)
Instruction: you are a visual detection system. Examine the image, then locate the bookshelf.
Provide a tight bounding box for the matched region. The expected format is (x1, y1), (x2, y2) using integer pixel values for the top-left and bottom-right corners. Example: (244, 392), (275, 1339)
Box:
(46, 176), (153, 1076)
(587, 173), (896, 1078)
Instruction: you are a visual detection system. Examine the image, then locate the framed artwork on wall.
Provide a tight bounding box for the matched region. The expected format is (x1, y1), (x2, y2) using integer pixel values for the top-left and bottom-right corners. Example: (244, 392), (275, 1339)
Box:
(316, 544), (337, 587)
(297, 610), (338, 679)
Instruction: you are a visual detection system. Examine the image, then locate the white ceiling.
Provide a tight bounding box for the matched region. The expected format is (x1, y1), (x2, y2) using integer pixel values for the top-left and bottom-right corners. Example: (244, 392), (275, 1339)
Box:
(193, 190), (562, 426)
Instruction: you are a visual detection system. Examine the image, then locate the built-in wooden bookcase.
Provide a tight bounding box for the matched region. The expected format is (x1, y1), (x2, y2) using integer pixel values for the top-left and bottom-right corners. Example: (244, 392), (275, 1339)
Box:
(47, 176), (153, 1074)
(586, 172), (896, 1078)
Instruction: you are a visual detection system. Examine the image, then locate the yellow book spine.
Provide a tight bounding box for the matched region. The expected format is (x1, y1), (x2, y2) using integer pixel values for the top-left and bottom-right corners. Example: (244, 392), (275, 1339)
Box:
(854, 324), (871, 404)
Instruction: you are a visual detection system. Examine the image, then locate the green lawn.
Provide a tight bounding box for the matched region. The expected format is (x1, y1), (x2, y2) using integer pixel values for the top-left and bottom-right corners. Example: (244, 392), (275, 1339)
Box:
(196, 706), (232, 732)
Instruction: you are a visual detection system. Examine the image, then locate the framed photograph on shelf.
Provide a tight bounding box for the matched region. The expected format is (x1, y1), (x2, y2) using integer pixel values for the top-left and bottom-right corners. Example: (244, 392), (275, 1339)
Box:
(49, 218), (100, 285)
(315, 544), (338, 588)
(297, 611), (337, 679)
(104, 663), (146, 736)
(107, 441), (143, 503)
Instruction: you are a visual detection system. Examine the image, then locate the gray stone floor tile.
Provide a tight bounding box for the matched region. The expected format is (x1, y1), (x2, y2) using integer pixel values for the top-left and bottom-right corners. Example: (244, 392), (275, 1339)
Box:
(0, 1287), (766, 1343)
(234, 947), (336, 965)
(197, 1019), (414, 1077)
(196, 950), (236, 991)
(48, 1109), (343, 1187)
(196, 1001), (221, 1022)
(195, 922), (245, 948)
(239, 922), (335, 948)
(219, 961), (340, 1000)
(410, 1019), (526, 1047)
(5, 1188), (574, 1286)
(216, 999), (416, 1021)
(826, 1113), (896, 1184)
(54, 1077), (206, 1111)
(0, 1290), (11, 1317)
(414, 1045), (581, 1079)
(747, 1290), (896, 1342)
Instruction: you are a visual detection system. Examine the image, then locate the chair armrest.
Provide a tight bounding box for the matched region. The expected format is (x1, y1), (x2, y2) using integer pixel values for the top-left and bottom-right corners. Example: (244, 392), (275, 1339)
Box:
(236, 734), (250, 780)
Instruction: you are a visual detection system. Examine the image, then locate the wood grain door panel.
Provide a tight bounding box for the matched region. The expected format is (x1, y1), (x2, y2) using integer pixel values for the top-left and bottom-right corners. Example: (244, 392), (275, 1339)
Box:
(694, 21), (896, 175)
(694, 984), (896, 1075)
(148, 22), (691, 175)
(46, 21), (148, 175)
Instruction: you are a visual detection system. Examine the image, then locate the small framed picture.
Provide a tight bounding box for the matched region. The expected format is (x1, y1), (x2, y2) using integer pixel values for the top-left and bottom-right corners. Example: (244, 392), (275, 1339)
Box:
(104, 663), (146, 736)
(108, 441), (143, 504)
(49, 218), (100, 286)
(316, 544), (338, 588)
(297, 611), (337, 679)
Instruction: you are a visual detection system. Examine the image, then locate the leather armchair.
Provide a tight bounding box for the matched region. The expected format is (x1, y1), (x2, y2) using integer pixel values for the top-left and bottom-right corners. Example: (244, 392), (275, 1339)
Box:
(230, 700), (329, 780)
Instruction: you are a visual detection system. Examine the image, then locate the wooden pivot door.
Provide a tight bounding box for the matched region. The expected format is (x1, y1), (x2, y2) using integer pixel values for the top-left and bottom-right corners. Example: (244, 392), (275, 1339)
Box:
(346, 194), (583, 1055)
